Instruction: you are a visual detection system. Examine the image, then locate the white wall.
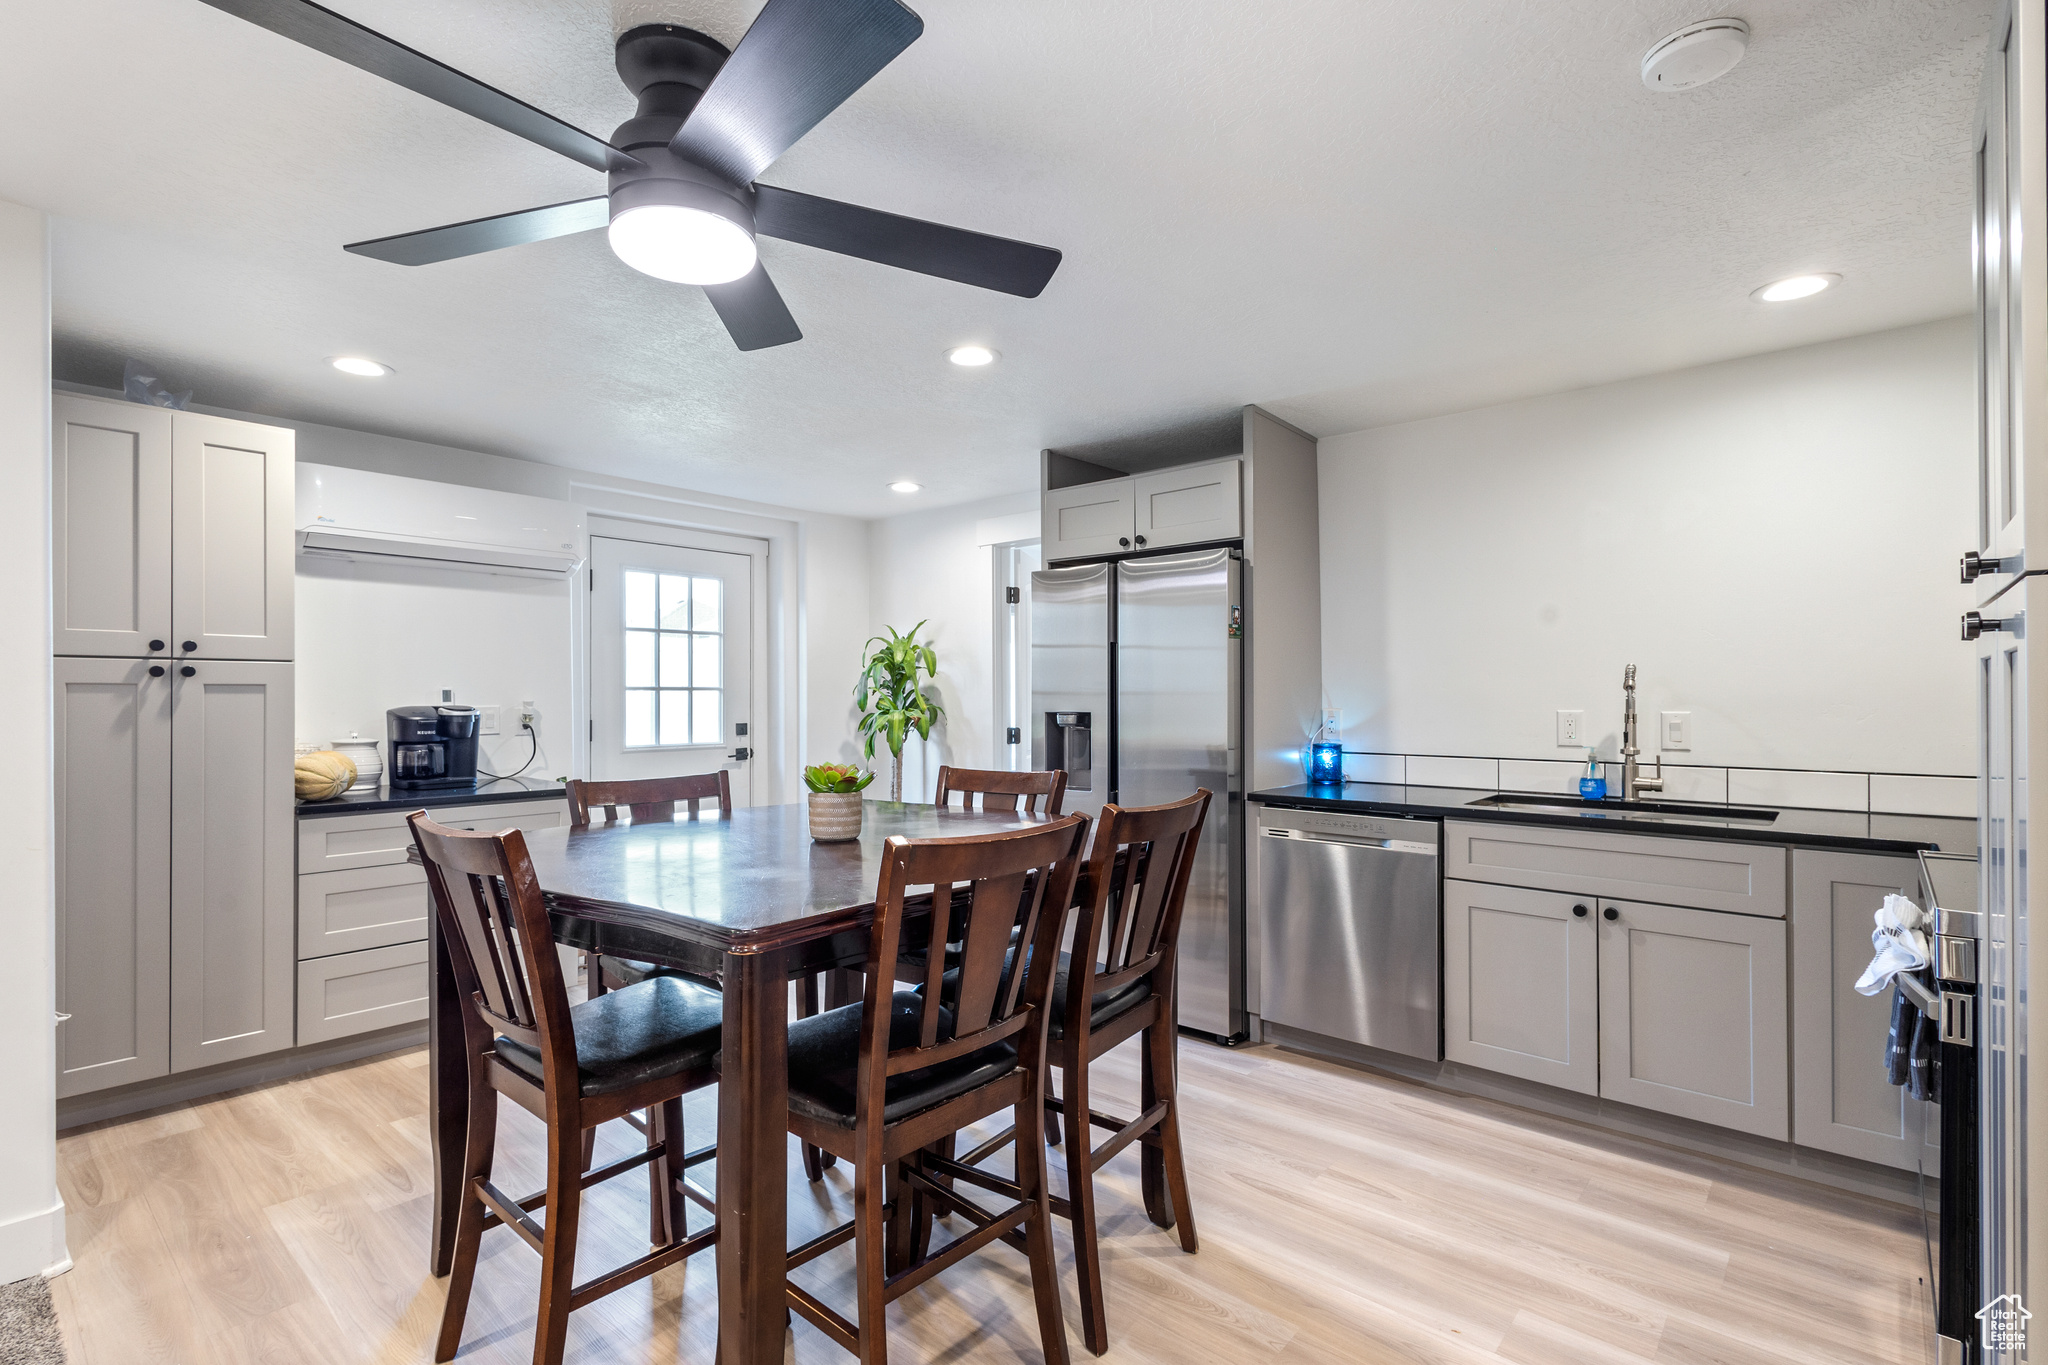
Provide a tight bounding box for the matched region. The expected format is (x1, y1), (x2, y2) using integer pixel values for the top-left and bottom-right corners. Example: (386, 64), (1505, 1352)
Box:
(293, 559), (573, 780)
(865, 491), (1037, 800)
(0, 199), (63, 1279)
(1318, 317), (1977, 777)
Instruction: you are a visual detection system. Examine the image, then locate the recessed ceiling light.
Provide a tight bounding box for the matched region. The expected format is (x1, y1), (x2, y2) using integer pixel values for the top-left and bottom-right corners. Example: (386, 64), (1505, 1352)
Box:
(1751, 273), (1839, 303)
(947, 345), (997, 367)
(330, 356), (391, 377)
(889, 481), (922, 493)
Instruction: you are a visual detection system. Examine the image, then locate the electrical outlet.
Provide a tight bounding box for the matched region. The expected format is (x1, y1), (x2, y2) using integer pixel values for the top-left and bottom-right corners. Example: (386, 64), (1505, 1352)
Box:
(1661, 710), (1692, 751)
(1321, 706), (1342, 737)
(519, 699), (537, 729)
(1556, 709), (1584, 746)
(479, 705), (501, 736)
(440, 687), (454, 703)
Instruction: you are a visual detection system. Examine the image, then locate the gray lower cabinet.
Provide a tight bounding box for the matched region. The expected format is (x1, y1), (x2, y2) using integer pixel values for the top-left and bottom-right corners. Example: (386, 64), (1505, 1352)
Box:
(171, 661), (297, 1072)
(1790, 850), (1933, 1168)
(1597, 898), (1789, 1139)
(297, 940), (430, 1045)
(296, 862), (429, 958)
(1444, 819), (1787, 918)
(1444, 879), (1599, 1095)
(55, 657), (172, 1098)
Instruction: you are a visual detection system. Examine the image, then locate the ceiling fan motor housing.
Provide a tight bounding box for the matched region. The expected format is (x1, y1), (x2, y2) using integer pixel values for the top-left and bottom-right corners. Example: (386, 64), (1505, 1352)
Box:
(608, 25), (754, 235)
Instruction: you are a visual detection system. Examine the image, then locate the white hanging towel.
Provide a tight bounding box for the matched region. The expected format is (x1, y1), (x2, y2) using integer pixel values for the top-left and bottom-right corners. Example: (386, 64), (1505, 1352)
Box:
(1855, 893), (1931, 996)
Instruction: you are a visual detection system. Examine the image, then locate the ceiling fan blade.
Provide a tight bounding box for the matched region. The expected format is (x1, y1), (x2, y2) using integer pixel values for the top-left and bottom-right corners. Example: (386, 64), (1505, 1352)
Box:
(702, 265), (803, 351)
(344, 197), (610, 266)
(669, 0), (923, 187)
(753, 185), (1062, 298)
(196, 0), (638, 172)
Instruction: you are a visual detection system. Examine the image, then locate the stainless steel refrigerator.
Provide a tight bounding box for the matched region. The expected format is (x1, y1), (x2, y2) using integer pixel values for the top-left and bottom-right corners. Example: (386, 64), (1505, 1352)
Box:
(1031, 547), (1243, 1040)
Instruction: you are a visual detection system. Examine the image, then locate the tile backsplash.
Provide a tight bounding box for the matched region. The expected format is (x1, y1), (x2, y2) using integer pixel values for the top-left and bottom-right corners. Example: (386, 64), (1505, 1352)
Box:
(1334, 752), (1975, 819)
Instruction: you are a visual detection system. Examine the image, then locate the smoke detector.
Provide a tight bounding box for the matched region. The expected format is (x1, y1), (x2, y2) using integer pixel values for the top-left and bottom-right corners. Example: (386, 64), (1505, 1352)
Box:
(1642, 18), (1750, 92)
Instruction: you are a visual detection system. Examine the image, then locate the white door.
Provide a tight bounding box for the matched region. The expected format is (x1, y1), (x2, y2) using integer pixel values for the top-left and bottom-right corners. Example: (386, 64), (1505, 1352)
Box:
(589, 536), (753, 802)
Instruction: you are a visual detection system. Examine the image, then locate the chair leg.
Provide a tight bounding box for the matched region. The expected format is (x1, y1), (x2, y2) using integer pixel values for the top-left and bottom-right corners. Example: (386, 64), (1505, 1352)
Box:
(650, 1097), (689, 1247)
(854, 1146), (892, 1365)
(434, 1080), (498, 1362)
(1143, 1017), (1199, 1253)
(579, 1125), (597, 1174)
(1045, 1068), (1061, 1146)
(883, 1157), (918, 1277)
(531, 1114), (587, 1365)
(586, 953), (608, 998)
(798, 974), (827, 1182)
(1017, 1092), (1072, 1365)
(1061, 1056), (1109, 1356)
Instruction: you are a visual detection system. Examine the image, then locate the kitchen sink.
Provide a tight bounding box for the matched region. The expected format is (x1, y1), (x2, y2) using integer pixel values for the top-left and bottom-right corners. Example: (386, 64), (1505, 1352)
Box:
(1465, 793), (1780, 823)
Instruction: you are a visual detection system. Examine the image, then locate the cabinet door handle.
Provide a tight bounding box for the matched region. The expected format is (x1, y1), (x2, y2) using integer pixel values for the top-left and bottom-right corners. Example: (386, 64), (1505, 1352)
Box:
(180, 665), (196, 677)
(1572, 904), (1588, 917)
(148, 665), (165, 678)
(1118, 537), (1131, 548)
(1134, 534), (1147, 546)
(181, 640), (197, 652)
(148, 639), (165, 651)
(1603, 906), (1619, 921)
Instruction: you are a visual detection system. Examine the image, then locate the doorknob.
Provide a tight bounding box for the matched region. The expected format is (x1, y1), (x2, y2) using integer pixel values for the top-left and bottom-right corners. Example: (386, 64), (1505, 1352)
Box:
(148, 665), (165, 678)
(1962, 550), (2021, 582)
(180, 665), (196, 677)
(727, 747), (752, 761)
(1603, 906), (1619, 921)
(181, 640), (197, 652)
(1572, 904), (1588, 918)
(1963, 611), (2020, 640)
(148, 639), (164, 651)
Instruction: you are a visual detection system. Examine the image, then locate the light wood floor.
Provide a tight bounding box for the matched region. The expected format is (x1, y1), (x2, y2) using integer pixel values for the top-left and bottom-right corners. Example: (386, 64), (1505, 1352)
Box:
(51, 1036), (1934, 1365)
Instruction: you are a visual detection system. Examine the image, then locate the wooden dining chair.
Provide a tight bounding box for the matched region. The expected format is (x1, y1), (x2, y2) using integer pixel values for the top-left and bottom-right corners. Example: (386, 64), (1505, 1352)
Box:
(773, 815), (1089, 1365)
(933, 764), (1068, 815)
(568, 771), (732, 998)
(953, 789), (1211, 1356)
(410, 812), (722, 1365)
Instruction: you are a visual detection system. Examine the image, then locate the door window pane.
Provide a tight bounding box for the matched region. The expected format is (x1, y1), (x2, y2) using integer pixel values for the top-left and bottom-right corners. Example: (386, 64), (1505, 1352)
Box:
(621, 564), (728, 749)
(625, 690), (656, 747)
(626, 630), (657, 687)
(624, 570), (656, 628)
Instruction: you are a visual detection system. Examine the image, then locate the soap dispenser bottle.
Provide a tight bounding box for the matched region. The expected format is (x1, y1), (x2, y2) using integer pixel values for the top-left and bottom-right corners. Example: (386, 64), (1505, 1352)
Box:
(1579, 748), (1607, 801)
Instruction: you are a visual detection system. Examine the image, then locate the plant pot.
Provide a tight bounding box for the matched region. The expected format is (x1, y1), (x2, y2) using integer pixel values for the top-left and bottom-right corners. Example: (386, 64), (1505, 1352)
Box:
(808, 791), (864, 842)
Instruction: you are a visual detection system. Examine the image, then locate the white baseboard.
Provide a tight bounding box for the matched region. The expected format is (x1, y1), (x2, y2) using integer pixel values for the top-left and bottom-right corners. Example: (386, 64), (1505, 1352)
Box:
(0, 1195), (67, 1284)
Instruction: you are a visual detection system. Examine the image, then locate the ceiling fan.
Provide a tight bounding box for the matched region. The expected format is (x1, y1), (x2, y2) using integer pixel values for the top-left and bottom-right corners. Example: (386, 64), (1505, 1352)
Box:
(197, 0), (1063, 350)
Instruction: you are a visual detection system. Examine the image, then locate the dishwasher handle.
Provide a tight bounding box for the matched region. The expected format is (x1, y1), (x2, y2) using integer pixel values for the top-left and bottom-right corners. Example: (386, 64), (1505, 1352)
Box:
(1262, 827), (1437, 856)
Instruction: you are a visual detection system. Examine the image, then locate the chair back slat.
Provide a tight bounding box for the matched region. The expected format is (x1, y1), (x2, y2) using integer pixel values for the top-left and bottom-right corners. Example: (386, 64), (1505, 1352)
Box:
(859, 817), (1088, 1104)
(932, 766), (1068, 816)
(1070, 791), (1212, 1018)
(410, 812), (576, 1082)
(566, 771), (733, 826)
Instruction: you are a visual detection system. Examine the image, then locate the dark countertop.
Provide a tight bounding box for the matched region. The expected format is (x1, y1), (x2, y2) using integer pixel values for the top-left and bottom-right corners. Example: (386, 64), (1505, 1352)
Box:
(297, 774), (567, 819)
(1250, 782), (1975, 855)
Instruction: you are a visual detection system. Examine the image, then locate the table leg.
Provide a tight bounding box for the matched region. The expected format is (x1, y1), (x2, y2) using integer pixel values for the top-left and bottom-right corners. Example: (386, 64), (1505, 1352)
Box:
(428, 911), (467, 1277)
(718, 947), (790, 1365)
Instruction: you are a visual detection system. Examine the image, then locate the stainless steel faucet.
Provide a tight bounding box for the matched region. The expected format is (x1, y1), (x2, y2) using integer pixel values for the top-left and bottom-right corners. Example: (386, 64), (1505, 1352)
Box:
(1620, 663), (1663, 802)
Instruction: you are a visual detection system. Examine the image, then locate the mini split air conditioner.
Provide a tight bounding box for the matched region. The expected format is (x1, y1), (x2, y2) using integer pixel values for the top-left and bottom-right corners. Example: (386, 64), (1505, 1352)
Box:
(295, 463), (585, 578)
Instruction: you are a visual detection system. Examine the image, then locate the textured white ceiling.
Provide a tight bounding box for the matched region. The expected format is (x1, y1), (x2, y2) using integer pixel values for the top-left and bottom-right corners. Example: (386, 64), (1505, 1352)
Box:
(0, 0), (1994, 516)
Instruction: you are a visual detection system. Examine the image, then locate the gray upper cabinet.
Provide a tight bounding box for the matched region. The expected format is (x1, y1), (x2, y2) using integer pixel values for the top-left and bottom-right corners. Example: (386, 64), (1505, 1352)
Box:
(1133, 458), (1241, 550)
(171, 412), (294, 660)
(1597, 898), (1789, 1140)
(1042, 479), (1138, 561)
(1790, 850), (1932, 1168)
(55, 657), (172, 1098)
(1444, 879), (1599, 1095)
(171, 660), (296, 1072)
(53, 396), (172, 658)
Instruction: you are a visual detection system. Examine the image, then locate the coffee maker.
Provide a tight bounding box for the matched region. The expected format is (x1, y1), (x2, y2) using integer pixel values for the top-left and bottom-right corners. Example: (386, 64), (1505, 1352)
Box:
(387, 705), (481, 790)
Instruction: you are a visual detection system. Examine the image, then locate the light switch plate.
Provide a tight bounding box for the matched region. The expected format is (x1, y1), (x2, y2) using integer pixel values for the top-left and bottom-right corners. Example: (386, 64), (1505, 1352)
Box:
(1661, 710), (1691, 750)
(1556, 710), (1584, 746)
(479, 705), (501, 736)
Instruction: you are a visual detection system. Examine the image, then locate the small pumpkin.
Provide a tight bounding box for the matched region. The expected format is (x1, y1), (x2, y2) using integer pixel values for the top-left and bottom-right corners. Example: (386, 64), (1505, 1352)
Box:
(294, 750), (359, 801)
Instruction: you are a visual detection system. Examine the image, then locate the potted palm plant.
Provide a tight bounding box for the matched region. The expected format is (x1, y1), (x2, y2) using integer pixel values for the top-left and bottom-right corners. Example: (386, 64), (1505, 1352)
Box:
(804, 762), (875, 841)
(855, 621), (944, 802)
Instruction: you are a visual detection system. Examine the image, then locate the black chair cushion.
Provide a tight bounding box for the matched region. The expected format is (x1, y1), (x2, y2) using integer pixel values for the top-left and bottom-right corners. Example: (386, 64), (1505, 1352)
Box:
(935, 950), (1151, 1040)
(764, 991), (1018, 1129)
(495, 976), (723, 1098)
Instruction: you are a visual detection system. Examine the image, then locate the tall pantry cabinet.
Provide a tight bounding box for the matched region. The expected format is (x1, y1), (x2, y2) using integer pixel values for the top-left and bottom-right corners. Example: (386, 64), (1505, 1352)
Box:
(53, 393), (295, 1098)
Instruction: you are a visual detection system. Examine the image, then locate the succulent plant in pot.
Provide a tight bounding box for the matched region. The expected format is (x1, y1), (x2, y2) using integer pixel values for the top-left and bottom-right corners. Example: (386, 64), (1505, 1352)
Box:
(804, 762), (875, 842)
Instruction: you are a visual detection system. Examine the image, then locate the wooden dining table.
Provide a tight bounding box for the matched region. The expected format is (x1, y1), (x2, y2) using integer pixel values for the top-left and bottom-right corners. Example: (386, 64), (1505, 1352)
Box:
(421, 799), (1052, 1365)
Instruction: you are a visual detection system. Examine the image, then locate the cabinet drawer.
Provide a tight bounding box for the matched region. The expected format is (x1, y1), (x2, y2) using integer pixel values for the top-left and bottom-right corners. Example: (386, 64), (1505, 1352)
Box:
(1444, 820), (1786, 918)
(296, 941), (428, 1045)
(298, 798), (567, 872)
(297, 863), (428, 959)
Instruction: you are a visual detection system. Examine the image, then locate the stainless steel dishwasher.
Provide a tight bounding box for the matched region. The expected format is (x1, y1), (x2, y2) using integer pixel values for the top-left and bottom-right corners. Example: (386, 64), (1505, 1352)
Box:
(1256, 805), (1441, 1061)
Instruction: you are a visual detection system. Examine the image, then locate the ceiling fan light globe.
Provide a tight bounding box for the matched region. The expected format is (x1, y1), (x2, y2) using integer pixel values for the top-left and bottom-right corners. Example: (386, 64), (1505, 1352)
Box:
(608, 204), (758, 285)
